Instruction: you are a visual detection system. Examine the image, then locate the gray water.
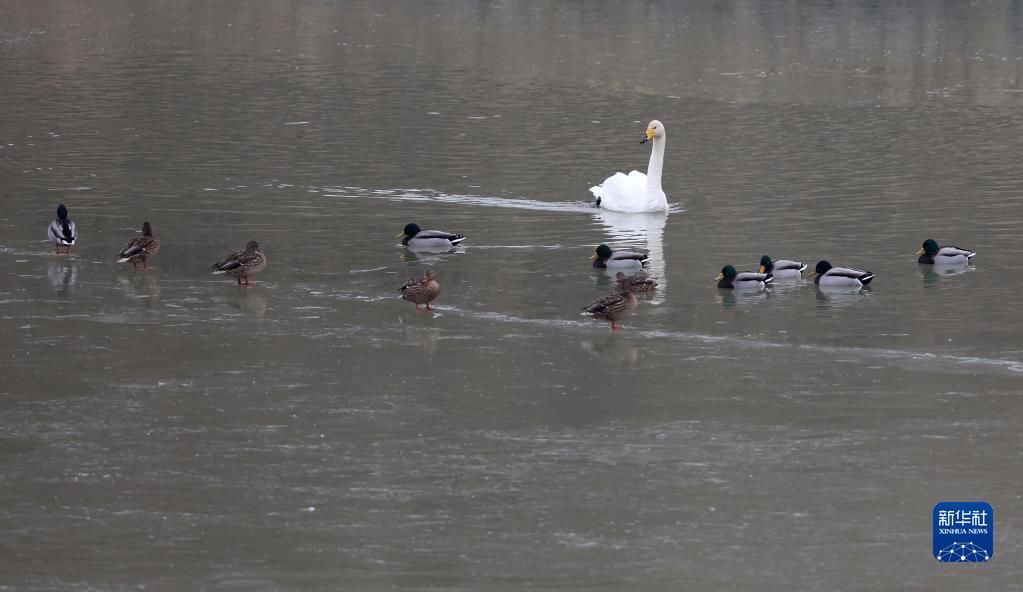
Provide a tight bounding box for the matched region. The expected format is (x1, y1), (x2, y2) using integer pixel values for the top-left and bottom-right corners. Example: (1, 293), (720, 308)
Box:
(2, 1), (1023, 589)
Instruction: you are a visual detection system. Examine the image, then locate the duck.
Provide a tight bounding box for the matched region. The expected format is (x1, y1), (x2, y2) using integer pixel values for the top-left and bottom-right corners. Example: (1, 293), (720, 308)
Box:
(810, 260), (874, 287)
(758, 255), (806, 279)
(589, 120), (669, 213)
(716, 265), (772, 290)
(917, 239), (976, 265)
(398, 223), (466, 249)
(617, 271), (658, 293)
(399, 269), (441, 311)
(117, 222), (160, 270)
(211, 241), (268, 285)
(47, 204), (77, 254)
(591, 244), (649, 270)
(583, 275), (639, 331)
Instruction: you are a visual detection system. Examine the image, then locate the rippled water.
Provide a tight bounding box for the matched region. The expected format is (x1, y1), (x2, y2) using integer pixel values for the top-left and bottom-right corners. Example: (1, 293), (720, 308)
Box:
(2, 1), (1023, 589)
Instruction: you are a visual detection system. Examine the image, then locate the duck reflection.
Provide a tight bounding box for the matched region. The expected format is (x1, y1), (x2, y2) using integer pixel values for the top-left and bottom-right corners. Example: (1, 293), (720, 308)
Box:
(230, 286), (267, 316)
(594, 209), (668, 304)
(814, 284), (870, 308)
(580, 335), (640, 367)
(918, 263), (972, 286)
(47, 261), (78, 297)
(119, 271), (161, 301)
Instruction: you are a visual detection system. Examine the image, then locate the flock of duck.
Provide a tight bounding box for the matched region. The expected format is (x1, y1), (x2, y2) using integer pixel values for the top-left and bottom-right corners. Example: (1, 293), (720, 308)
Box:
(46, 204), (268, 284)
(395, 120), (977, 331)
(45, 119), (977, 330)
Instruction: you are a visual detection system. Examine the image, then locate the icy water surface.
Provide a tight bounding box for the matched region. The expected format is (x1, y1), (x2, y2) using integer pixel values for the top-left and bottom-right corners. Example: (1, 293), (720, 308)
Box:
(2, 1), (1023, 589)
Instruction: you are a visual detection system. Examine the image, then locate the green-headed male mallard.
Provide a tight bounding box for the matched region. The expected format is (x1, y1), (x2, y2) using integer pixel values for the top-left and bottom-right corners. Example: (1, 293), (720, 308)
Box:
(399, 269), (441, 312)
(716, 265), (771, 290)
(810, 260), (874, 287)
(916, 239), (976, 265)
(398, 223), (466, 249)
(48, 204), (77, 255)
(211, 241), (268, 285)
(583, 273), (639, 331)
(758, 255), (806, 279)
(591, 244), (649, 270)
(117, 222), (160, 270)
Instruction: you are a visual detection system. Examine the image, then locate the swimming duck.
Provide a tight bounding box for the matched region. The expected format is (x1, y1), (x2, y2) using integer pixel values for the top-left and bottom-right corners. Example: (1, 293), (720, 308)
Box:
(117, 222), (160, 270)
(589, 120), (669, 212)
(810, 260), (874, 287)
(617, 271), (658, 293)
(758, 255), (806, 279)
(583, 275), (639, 331)
(211, 241), (268, 285)
(916, 239), (975, 265)
(398, 223), (466, 249)
(591, 244), (649, 270)
(716, 265), (772, 290)
(47, 204), (77, 254)
(399, 269), (441, 311)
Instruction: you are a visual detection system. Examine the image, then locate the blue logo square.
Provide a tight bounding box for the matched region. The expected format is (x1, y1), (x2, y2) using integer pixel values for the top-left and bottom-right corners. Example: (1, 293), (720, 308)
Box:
(934, 501), (993, 562)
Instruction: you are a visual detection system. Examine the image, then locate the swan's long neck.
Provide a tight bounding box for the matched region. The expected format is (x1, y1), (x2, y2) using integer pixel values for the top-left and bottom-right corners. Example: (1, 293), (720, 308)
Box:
(645, 137), (665, 198)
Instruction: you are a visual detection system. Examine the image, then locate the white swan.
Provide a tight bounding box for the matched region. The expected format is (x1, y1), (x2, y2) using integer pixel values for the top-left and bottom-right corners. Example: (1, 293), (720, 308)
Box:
(590, 120), (668, 213)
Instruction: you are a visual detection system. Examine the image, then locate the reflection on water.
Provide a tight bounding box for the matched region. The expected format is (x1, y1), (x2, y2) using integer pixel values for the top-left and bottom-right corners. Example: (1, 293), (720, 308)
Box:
(118, 273), (161, 302)
(814, 285), (872, 308)
(46, 261), (78, 297)
(579, 335), (640, 367)
(594, 209), (668, 303)
(919, 263), (974, 286)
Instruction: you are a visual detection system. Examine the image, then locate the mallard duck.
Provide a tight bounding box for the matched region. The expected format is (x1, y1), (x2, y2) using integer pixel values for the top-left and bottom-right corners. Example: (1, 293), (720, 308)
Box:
(47, 204), (77, 254)
(211, 241), (268, 285)
(617, 271), (658, 293)
(398, 223), (466, 249)
(811, 260), (874, 287)
(117, 222), (160, 270)
(917, 239), (976, 265)
(399, 269), (441, 311)
(591, 244), (649, 270)
(589, 120), (669, 212)
(716, 265), (772, 289)
(583, 276), (639, 331)
(758, 255), (806, 279)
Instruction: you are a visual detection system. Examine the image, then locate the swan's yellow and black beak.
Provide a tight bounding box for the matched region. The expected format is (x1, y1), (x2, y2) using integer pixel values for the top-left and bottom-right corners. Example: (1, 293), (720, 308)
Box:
(589, 253), (599, 261)
(714, 272), (724, 281)
(915, 247), (925, 256)
(758, 265), (767, 274)
(640, 127), (655, 144)
(396, 231), (407, 238)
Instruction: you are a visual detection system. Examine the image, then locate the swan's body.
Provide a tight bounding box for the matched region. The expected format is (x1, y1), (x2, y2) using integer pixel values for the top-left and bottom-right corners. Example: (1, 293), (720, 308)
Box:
(759, 256), (806, 280)
(117, 222), (160, 270)
(48, 204), (77, 254)
(398, 223), (465, 250)
(590, 120), (668, 213)
(211, 241), (267, 285)
(811, 261), (874, 287)
(591, 244), (649, 270)
(917, 239), (975, 265)
(716, 265), (772, 290)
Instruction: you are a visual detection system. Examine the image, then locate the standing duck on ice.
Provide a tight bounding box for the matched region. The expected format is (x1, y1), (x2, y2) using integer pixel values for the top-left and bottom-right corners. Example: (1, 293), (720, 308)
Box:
(590, 120), (668, 213)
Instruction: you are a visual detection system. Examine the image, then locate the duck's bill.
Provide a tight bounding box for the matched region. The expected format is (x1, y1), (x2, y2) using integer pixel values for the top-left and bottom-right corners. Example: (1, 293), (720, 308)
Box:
(589, 253), (598, 261)
(915, 247), (925, 256)
(758, 265), (766, 274)
(808, 271), (819, 277)
(395, 231), (406, 238)
(714, 273), (724, 281)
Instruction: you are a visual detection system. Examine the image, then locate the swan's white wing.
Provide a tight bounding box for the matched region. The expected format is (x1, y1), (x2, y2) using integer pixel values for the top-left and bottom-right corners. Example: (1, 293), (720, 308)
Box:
(591, 171), (649, 213)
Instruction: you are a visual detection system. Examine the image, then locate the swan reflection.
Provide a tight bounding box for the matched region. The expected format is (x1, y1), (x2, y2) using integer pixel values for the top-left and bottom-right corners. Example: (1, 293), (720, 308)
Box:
(594, 209), (668, 304)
